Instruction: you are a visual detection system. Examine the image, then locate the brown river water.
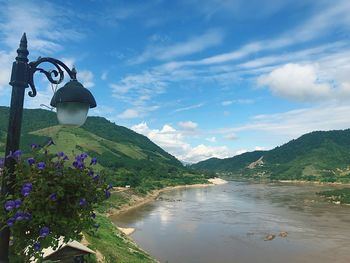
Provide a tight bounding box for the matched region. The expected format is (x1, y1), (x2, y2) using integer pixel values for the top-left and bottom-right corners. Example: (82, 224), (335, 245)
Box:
(112, 181), (350, 263)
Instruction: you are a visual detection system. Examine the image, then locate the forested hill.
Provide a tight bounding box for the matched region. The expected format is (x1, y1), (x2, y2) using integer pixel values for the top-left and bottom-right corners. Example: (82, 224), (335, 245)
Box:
(0, 106), (207, 191)
(192, 129), (350, 183)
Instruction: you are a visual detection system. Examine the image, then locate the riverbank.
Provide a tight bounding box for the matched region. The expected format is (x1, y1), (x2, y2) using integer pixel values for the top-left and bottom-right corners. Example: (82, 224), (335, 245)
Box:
(107, 178), (228, 219)
(278, 179), (350, 186)
(85, 178), (227, 262)
(109, 180), (350, 263)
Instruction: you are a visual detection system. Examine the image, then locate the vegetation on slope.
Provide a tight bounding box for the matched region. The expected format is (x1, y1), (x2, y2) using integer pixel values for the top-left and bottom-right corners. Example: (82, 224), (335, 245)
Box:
(317, 188), (350, 204)
(192, 129), (350, 183)
(0, 106), (209, 192)
(84, 214), (156, 263)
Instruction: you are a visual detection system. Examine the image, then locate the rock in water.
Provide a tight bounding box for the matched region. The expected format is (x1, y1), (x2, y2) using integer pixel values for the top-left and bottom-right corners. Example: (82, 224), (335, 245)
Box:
(264, 234), (276, 241)
(279, 231), (288, 238)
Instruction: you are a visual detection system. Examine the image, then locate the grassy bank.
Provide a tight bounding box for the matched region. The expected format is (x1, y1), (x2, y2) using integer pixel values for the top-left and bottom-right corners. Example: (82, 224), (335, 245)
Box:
(82, 188), (158, 263)
(84, 214), (156, 263)
(317, 188), (350, 204)
(83, 179), (214, 262)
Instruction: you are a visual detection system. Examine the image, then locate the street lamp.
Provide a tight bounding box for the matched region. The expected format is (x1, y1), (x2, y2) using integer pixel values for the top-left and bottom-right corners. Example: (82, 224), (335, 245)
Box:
(0, 33), (97, 262)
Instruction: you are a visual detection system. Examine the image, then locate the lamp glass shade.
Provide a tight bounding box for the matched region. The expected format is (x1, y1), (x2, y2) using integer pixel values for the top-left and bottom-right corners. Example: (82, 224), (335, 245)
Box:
(56, 102), (89, 127)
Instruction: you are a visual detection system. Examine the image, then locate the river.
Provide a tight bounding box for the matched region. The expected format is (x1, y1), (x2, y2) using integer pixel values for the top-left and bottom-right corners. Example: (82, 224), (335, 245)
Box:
(112, 181), (350, 263)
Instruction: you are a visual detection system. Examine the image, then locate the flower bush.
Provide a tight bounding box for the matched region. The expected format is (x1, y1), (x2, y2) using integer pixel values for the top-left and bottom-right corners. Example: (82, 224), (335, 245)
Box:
(0, 140), (111, 261)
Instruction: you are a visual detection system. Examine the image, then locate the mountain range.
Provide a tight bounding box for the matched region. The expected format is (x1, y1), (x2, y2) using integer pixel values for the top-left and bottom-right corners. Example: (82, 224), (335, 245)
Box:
(192, 129), (350, 183)
(0, 106), (207, 191)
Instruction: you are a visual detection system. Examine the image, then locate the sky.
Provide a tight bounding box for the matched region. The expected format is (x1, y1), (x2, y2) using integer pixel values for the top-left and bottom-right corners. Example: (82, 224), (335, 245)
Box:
(1, 0), (350, 163)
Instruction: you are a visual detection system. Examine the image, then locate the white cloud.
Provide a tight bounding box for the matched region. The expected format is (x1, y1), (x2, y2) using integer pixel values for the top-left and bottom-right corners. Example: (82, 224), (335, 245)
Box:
(257, 63), (350, 102)
(132, 122), (232, 163)
(118, 109), (140, 119)
(111, 71), (166, 106)
(101, 71), (108, 81)
(235, 149), (248, 155)
(221, 99), (255, 106)
(206, 136), (216, 143)
(24, 85), (55, 109)
(224, 133), (237, 140)
(178, 121), (198, 131)
(217, 104), (350, 143)
(131, 29), (224, 64)
(173, 103), (204, 113)
(186, 0), (298, 20)
(159, 1), (350, 74)
(184, 144), (231, 163)
(0, 1), (83, 54)
(79, 70), (94, 89)
(0, 51), (14, 94)
(257, 63), (332, 101)
(254, 146), (265, 151)
(90, 105), (115, 117)
(221, 101), (233, 106)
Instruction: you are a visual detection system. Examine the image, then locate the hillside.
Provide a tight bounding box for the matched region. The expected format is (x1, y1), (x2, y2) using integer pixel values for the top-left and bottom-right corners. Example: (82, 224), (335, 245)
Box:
(192, 129), (350, 183)
(0, 106), (207, 191)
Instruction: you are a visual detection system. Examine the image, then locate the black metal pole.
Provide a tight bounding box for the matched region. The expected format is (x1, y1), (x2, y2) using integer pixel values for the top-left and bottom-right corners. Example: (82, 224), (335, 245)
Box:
(0, 33), (29, 263)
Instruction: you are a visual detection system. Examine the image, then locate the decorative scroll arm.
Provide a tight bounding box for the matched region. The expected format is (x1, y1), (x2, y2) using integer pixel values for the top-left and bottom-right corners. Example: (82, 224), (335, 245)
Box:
(27, 57), (77, 97)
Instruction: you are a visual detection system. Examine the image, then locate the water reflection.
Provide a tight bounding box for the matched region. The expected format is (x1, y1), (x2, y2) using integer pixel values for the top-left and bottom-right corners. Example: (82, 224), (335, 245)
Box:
(112, 181), (350, 263)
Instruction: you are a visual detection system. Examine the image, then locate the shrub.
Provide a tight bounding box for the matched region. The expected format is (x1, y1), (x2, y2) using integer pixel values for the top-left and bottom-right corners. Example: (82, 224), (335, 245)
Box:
(0, 140), (111, 261)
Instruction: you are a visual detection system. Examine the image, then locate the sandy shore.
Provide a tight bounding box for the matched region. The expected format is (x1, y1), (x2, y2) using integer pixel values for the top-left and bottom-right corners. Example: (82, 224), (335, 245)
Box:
(117, 227), (136, 235)
(208, 177), (228, 185)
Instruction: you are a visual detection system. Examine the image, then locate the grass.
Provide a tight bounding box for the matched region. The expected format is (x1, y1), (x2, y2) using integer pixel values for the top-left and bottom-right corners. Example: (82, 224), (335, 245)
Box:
(84, 215), (156, 263)
(317, 188), (350, 204)
(95, 191), (130, 214)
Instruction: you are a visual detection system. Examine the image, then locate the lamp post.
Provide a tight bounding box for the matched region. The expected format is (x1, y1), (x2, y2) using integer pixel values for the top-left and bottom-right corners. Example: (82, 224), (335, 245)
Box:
(0, 33), (96, 262)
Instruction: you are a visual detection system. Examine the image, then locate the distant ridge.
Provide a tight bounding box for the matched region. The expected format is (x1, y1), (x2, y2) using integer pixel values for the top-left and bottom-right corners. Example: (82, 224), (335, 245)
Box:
(0, 106), (207, 190)
(192, 129), (350, 183)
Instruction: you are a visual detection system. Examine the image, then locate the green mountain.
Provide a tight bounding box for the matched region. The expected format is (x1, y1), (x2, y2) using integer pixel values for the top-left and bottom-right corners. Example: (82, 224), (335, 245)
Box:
(192, 129), (350, 183)
(0, 106), (206, 191)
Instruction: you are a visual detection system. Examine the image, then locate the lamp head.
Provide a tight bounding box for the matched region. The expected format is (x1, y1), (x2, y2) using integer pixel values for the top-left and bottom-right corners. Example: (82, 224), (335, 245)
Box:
(50, 80), (96, 127)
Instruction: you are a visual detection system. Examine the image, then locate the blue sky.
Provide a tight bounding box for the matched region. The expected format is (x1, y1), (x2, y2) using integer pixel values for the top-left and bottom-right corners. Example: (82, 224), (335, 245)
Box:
(1, 0), (350, 163)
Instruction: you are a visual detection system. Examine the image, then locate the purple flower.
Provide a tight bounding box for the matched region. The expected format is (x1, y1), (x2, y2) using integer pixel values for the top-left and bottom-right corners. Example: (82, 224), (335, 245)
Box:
(93, 175), (100, 181)
(80, 153), (88, 159)
(23, 182), (33, 190)
(21, 183), (33, 197)
(49, 193), (57, 201)
(63, 155), (69, 161)
(23, 212), (32, 221)
(4, 200), (15, 211)
(87, 169), (94, 177)
(107, 184), (113, 190)
(37, 162), (45, 170)
(15, 211), (24, 221)
(14, 199), (21, 209)
(47, 139), (55, 146)
(105, 190), (111, 199)
(57, 151), (65, 158)
(6, 217), (15, 227)
(30, 143), (39, 149)
(33, 242), (41, 251)
(91, 212), (96, 219)
(90, 157), (97, 165)
(27, 157), (35, 166)
(73, 161), (84, 170)
(79, 198), (87, 206)
(12, 150), (22, 160)
(0, 157), (4, 168)
(39, 226), (50, 238)
(6, 150), (21, 161)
